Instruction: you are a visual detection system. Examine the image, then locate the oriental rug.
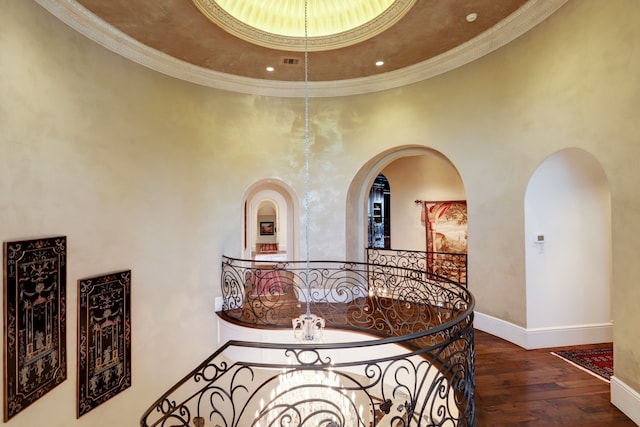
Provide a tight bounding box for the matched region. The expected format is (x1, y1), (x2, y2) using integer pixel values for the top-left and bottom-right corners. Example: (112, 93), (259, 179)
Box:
(551, 347), (613, 383)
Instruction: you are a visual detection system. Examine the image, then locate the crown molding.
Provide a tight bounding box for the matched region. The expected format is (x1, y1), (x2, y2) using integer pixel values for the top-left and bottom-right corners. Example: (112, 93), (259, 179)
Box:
(35, 0), (568, 98)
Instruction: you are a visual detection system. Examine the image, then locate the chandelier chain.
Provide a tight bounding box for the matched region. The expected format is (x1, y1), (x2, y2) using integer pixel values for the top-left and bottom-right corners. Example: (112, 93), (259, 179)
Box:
(304, 0), (311, 318)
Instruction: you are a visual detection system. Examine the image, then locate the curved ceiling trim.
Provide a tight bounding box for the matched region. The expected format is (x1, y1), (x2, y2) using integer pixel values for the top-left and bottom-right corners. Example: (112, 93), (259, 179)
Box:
(192, 0), (415, 52)
(35, 0), (568, 98)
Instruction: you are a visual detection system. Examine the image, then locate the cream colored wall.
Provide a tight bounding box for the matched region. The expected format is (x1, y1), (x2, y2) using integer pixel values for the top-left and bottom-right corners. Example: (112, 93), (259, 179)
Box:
(0, 2), (314, 425)
(2, 1), (640, 426)
(380, 155), (465, 251)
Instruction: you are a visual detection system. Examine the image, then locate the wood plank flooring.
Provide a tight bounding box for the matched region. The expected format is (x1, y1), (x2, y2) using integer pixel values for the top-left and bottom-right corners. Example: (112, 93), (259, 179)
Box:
(475, 329), (635, 426)
(221, 287), (635, 426)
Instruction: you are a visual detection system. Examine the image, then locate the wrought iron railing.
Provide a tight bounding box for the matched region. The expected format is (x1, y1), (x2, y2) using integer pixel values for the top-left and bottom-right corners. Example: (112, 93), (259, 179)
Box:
(141, 256), (475, 427)
(367, 248), (467, 286)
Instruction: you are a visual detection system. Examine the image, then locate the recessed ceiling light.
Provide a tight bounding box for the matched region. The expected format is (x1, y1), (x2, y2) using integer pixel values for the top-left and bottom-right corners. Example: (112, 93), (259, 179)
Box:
(375, 60), (385, 67)
(266, 66), (275, 72)
(466, 13), (478, 22)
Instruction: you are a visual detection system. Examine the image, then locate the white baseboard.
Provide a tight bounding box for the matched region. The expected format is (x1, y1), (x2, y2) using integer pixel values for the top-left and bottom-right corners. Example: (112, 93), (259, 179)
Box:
(474, 312), (613, 349)
(611, 376), (640, 425)
(474, 312), (529, 348)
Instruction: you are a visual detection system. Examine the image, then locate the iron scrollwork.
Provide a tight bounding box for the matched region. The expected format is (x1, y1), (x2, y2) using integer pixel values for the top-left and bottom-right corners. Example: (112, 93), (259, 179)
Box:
(141, 254), (475, 427)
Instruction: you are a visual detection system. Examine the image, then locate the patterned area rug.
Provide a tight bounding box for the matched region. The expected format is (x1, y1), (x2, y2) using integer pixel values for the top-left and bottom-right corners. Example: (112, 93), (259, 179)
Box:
(551, 347), (613, 383)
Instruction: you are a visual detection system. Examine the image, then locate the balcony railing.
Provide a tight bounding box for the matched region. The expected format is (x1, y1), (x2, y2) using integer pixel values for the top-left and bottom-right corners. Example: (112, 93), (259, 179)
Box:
(367, 248), (467, 287)
(141, 255), (475, 427)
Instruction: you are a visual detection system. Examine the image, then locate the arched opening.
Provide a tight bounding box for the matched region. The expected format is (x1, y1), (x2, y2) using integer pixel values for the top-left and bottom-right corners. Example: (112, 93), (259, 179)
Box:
(525, 148), (612, 345)
(256, 200), (278, 254)
(367, 174), (391, 248)
(346, 146), (466, 262)
(242, 179), (299, 261)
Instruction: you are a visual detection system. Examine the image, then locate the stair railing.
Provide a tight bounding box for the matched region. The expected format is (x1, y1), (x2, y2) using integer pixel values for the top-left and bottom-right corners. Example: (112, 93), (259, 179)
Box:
(141, 256), (475, 427)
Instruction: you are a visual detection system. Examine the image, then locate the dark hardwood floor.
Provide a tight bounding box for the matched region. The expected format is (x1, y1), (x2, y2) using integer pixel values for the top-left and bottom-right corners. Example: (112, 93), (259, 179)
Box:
(475, 329), (635, 426)
(221, 286), (635, 426)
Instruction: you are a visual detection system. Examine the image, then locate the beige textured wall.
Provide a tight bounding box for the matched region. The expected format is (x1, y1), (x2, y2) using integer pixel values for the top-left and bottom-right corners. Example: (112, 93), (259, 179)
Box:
(1, 0), (639, 425)
(381, 155), (465, 251)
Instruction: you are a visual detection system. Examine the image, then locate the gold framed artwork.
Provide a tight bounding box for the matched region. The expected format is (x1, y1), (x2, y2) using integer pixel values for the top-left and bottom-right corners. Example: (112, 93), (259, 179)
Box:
(3, 236), (67, 421)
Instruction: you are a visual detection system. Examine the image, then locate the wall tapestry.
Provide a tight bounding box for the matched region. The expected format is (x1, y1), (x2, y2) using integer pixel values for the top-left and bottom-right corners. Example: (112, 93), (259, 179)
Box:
(77, 270), (131, 417)
(423, 201), (468, 254)
(3, 236), (67, 421)
(423, 201), (468, 284)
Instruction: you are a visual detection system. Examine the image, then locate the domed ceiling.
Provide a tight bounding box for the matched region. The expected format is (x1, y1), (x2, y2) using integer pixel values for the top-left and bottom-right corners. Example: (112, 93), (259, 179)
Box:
(192, 0), (414, 51)
(36, 0), (567, 96)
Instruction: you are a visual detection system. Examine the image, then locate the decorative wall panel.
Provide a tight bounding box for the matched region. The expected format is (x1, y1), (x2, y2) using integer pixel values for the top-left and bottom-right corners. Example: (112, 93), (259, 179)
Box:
(77, 270), (131, 417)
(3, 236), (67, 421)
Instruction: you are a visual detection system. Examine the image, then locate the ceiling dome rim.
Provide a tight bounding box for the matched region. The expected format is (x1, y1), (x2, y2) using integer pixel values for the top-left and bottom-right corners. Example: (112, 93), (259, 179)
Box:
(35, 0), (570, 97)
(191, 0), (416, 52)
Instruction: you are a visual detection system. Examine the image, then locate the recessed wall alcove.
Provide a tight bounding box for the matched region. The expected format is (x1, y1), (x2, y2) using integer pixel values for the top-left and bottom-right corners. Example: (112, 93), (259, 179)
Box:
(525, 147), (612, 346)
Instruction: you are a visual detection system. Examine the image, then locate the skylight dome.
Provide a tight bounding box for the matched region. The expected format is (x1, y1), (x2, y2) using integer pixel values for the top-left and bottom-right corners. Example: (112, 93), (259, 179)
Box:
(192, 0), (415, 51)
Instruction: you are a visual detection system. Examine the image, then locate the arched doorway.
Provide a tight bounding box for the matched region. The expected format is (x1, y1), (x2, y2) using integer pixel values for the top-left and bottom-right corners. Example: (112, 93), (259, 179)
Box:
(525, 148), (611, 345)
(242, 179), (299, 261)
(368, 174), (391, 249)
(346, 146), (465, 262)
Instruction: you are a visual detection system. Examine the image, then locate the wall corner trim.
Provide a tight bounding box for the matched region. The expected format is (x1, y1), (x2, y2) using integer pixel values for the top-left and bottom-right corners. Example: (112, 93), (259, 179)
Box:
(611, 376), (640, 425)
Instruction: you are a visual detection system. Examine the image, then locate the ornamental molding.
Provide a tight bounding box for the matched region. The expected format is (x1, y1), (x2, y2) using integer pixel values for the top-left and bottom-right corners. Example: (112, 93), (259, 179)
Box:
(34, 0), (569, 98)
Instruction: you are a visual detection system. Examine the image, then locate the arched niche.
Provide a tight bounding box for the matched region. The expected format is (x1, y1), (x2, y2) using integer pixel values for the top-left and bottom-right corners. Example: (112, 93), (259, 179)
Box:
(524, 147), (611, 343)
(242, 179), (299, 261)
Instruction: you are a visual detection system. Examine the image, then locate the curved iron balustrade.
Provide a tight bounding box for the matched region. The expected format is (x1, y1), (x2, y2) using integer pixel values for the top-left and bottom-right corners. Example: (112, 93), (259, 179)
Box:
(141, 255), (475, 427)
(367, 248), (467, 287)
